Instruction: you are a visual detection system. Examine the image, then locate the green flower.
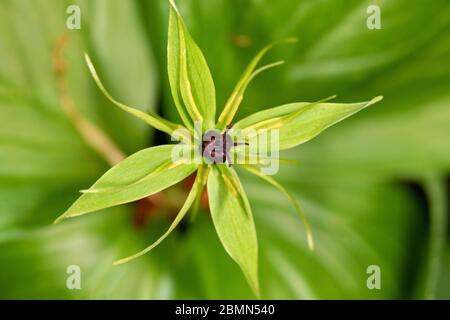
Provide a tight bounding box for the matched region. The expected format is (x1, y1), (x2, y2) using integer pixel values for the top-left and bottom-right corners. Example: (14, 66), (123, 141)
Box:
(55, 0), (382, 297)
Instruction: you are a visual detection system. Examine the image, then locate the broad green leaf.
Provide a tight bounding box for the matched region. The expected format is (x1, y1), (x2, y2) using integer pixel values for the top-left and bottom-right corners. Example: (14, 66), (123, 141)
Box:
(0, 84), (103, 181)
(0, 181), (84, 230)
(114, 165), (210, 265)
(85, 53), (190, 142)
(0, 208), (174, 299)
(241, 171), (426, 299)
(56, 145), (197, 222)
(235, 96), (382, 151)
(168, 0), (216, 130)
(0, 0), (61, 107)
(436, 244), (450, 299)
(0, 0), (160, 154)
(216, 38), (296, 130)
(207, 165), (259, 297)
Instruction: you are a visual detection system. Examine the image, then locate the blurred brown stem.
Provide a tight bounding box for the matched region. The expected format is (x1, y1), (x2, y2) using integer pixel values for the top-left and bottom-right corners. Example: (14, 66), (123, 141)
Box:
(52, 33), (125, 166)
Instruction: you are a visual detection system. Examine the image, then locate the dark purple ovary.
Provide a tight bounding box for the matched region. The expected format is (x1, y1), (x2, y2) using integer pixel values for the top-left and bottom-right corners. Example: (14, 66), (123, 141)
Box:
(200, 129), (233, 165)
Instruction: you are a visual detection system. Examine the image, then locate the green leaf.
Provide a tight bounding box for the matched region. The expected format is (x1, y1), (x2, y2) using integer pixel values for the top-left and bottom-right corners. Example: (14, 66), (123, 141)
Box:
(0, 85), (103, 182)
(0, 0), (161, 154)
(235, 96), (382, 151)
(168, 0), (216, 130)
(85, 53), (189, 142)
(240, 165), (314, 251)
(207, 165), (259, 297)
(216, 38), (296, 130)
(114, 165), (210, 265)
(436, 245), (450, 299)
(0, 208), (174, 299)
(55, 145), (198, 223)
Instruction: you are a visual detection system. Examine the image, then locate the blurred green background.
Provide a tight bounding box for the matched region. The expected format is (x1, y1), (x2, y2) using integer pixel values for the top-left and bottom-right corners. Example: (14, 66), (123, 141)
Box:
(0, 0), (449, 299)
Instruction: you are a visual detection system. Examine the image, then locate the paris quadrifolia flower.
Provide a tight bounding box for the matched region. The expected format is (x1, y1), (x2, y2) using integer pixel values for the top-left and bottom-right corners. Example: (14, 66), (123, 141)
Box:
(55, 0), (382, 297)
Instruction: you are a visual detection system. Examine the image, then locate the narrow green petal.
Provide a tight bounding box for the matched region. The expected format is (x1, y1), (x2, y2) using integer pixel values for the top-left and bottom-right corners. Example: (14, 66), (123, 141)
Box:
(189, 167), (209, 222)
(216, 38), (297, 130)
(207, 165), (260, 297)
(84, 53), (189, 142)
(248, 60), (285, 82)
(241, 165), (314, 251)
(113, 165), (209, 265)
(231, 148), (299, 166)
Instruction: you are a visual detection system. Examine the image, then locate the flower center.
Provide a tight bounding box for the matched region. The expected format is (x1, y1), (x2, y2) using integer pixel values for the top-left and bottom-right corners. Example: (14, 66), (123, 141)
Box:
(200, 129), (233, 165)
(200, 125), (249, 166)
